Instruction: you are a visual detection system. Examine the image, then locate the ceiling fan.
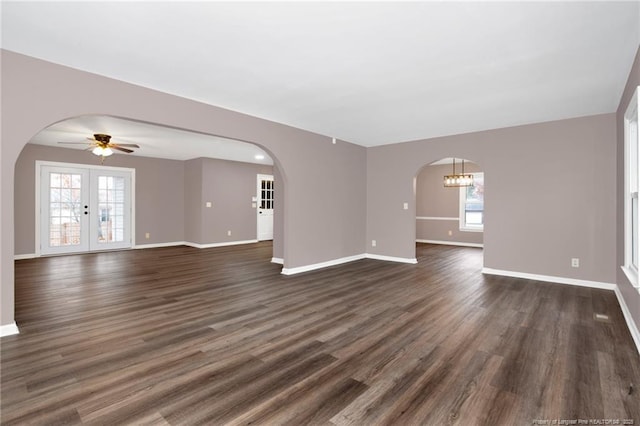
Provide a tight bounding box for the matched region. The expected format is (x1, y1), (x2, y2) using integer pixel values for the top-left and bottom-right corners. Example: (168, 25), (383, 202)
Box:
(58, 133), (140, 161)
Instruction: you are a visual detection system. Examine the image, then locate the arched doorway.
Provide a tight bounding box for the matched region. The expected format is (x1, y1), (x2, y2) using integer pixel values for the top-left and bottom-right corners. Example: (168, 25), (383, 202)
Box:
(414, 157), (484, 264)
(15, 114), (287, 261)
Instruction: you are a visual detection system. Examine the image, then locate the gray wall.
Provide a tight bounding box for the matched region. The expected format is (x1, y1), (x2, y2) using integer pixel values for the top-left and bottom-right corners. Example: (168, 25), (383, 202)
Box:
(273, 165), (285, 261)
(14, 144), (274, 254)
(191, 157), (273, 245)
(14, 144), (186, 254)
(617, 47), (640, 334)
(367, 113), (617, 284)
(1, 47), (635, 336)
(416, 162), (483, 245)
(183, 158), (204, 244)
(1, 50), (367, 327)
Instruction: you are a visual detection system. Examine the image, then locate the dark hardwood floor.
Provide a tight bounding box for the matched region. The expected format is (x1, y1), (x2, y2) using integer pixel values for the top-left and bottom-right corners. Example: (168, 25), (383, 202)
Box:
(2, 242), (639, 425)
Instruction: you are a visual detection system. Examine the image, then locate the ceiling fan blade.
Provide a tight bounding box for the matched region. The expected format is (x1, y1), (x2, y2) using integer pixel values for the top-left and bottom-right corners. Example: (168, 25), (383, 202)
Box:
(111, 143), (140, 148)
(110, 145), (134, 153)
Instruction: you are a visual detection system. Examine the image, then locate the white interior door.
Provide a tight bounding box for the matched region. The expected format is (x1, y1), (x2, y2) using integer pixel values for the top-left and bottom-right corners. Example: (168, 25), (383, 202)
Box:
(39, 163), (133, 255)
(257, 174), (274, 241)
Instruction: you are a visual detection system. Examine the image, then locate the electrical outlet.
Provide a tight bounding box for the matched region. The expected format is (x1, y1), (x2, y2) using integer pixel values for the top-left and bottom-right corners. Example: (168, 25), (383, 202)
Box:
(205, 201), (212, 208)
(571, 258), (580, 268)
(372, 240), (377, 247)
(227, 230), (232, 236)
(145, 232), (150, 239)
(448, 230), (453, 236)
(403, 202), (409, 210)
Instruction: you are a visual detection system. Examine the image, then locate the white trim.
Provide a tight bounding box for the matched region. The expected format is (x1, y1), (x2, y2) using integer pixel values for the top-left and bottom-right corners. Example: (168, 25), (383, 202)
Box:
(365, 253), (418, 264)
(481, 267), (616, 291)
(623, 86), (639, 287)
(256, 173), (274, 241)
(417, 239), (483, 248)
(614, 286), (640, 356)
(281, 252), (420, 275)
(35, 161), (136, 256)
(621, 266), (640, 293)
(133, 241), (187, 249)
(184, 239), (259, 249)
(14, 253), (37, 260)
(0, 322), (20, 337)
(416, 216), (459, 221)
(281, 254), (366, 275)
(271, 257), (284, 264)
(459, 172), (484, 232)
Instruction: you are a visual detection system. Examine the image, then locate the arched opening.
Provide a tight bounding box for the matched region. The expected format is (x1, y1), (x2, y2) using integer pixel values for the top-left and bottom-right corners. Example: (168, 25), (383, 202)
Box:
(15, 114), (288, 261)
(12, 114), (290, 325)
(414, 157), (484, 267)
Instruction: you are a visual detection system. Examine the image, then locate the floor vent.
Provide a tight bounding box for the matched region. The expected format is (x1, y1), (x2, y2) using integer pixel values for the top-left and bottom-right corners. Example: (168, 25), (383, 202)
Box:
(594, 313), (611, 323)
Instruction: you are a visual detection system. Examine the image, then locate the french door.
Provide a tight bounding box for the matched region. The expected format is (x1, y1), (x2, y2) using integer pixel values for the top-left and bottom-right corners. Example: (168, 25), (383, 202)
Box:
(39, 163), (133, 255)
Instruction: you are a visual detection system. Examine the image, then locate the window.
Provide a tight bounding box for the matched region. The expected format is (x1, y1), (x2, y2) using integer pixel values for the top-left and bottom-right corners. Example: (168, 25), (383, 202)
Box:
(460, 172), (484, 231)
(623, 87), (640, 289)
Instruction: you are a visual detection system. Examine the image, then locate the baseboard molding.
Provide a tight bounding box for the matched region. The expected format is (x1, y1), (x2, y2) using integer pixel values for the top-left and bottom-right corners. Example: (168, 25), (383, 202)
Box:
(0, 322), (20, 337)
(271, 257), (284, 265)
(614, 286), (640, 356)
(417, 239), (483, 248)
(482, 267), (617, 291)
(14, 253), (37, 260)
(365, 253), (418, 264)
(282, 254), (367, 275)
(133, 241), (186, 249)
(184, 239), (259, 249)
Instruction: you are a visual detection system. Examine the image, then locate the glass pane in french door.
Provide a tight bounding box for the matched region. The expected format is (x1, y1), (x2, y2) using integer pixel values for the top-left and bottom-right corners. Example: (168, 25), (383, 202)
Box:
(48, 172), (83, 247)
(97, 175), (126, 244)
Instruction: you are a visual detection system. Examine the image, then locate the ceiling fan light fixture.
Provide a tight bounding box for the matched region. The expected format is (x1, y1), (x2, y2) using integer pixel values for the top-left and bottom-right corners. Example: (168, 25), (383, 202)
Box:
(92, 146), (113, 157)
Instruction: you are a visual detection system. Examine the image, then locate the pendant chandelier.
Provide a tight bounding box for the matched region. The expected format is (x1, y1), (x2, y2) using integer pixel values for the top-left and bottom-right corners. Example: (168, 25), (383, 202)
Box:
(444, 158), (474, 187)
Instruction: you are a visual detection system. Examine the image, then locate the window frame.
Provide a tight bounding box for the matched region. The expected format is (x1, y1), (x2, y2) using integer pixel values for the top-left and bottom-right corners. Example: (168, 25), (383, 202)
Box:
(623, 87), (640, 290)
(459, 172), (484, 232)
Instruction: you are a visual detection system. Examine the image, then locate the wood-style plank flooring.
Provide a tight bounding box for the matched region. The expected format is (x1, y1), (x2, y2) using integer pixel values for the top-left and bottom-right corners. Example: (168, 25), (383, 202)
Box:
(2, 242), (639, 425)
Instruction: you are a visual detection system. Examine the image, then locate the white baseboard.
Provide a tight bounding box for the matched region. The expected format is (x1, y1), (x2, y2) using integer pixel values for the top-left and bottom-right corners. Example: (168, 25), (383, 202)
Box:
(614, 286), (640, 356)
(417, 239), (483, 248)
(282, 254), (366, 275)
(281, 252), (420, 275)
(183, 239), (259, 249)
(365, 253), (418, 264)
(0, 322), (19, 337)
(133, 241), (186, 249)
(271, 257), (284, 264)
(481, 267), (617, 291)
(14, 253), (37, 260)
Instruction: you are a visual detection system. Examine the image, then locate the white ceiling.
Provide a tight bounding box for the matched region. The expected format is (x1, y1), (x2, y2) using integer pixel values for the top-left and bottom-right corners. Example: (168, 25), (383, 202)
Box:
(2, 1), (640, 148)
(28, 115), (273, 165)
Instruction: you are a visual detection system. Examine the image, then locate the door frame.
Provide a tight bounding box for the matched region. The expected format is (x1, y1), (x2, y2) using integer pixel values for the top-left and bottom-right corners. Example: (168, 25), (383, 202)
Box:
(256, 173), (274, 241)
(35, 160), (136, 257)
